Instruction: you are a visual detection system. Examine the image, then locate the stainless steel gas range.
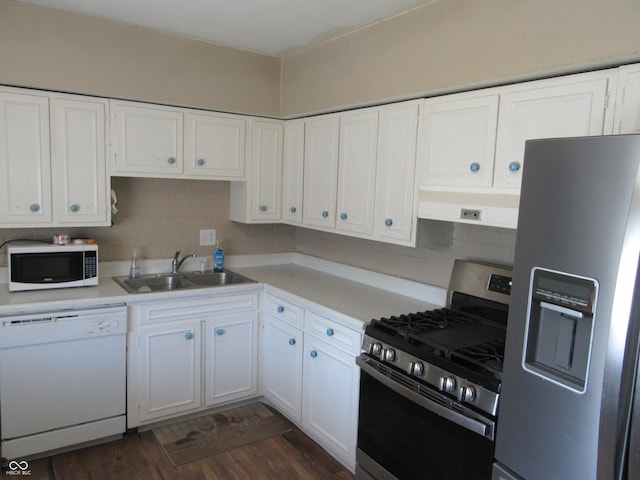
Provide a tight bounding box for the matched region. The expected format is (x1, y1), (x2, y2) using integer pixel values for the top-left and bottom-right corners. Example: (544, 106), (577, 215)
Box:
(356, 260), (512, 480)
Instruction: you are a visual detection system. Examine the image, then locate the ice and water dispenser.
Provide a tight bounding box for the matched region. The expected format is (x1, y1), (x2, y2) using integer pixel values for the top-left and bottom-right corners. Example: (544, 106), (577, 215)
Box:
(523, 268), (598, 392)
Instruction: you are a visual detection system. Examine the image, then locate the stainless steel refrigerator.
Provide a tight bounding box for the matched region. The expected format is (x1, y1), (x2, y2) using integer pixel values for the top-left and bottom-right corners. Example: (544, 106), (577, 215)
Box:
(493, 134), (640, 480)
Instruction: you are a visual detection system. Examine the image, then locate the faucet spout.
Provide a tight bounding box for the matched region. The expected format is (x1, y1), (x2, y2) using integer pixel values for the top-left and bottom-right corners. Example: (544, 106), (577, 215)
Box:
(171, 251), (196, 273)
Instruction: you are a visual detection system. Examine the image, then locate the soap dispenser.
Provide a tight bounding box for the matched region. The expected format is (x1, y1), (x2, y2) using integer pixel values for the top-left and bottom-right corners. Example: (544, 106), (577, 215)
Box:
(214, 241), (224, 272)
(129, 248), (140, 278)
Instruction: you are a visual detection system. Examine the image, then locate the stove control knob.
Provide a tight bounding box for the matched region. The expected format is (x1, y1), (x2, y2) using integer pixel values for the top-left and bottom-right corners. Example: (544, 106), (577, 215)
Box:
(408, 361), (424, 376)
(382, 348), (396, 362)
(458, 385), (476, 403)
(369, 342), (383, 357)
(438, 376), (457, 393)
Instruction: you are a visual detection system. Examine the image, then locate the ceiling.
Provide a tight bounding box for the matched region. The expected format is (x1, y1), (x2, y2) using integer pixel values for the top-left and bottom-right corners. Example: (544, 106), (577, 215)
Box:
(15, 0), (437, 57)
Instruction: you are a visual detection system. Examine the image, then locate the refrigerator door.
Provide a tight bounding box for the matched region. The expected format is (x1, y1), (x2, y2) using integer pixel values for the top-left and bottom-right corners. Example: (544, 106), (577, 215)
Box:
(495, 135), (640, 480)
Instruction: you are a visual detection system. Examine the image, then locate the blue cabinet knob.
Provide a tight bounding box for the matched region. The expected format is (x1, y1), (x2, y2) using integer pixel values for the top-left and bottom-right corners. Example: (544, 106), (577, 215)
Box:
(469, 162), (480, 173)
(385, 218), (393, 227)
(322, 210), (329, 218)
(326, 328), (334, 337)
(260, 205), (267, 212)
(184, 331), (194, 340)
(288, 338), (296, 346)
(340, 213), (347, 220)
(70, 204), (79, 212)
(215, 328), (224, 336)
(310, 350), (318, 358)
(197, 158), (205, 166)
(277, 306), (284, 313)
(30, 203), (40, 212)
(167, 156), (176, 165)
(290, 206), (297, 213)
(508, 161), (521, 172)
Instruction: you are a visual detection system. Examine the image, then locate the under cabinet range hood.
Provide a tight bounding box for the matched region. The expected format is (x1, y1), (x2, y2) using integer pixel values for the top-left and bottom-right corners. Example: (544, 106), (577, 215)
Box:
(417, 189), (520, 229)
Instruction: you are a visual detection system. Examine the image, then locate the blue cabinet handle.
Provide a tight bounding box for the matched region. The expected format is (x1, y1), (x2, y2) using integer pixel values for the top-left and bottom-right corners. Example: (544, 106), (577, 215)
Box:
(289, 338), (296, 346)
(508, 161), (521, 172)
(290, 206), (297, 213)
(30, 203), (40, 212)
(310, 350), (318, 358)
(167, 156), (176, 165)
(469, 162), (480, 173)
(70, 204), (79, 212)
(322, 210), (329, 218)
(260, 205), (267, 212)
(215, 328), (224, 336)
(326, 328), (334, 337)
(197, 158), (205, 166)
(184, 331), (194, 340)
(340, 213), (347, 220)
(385, 218), (393, 227)
(277, 306), (284, 313)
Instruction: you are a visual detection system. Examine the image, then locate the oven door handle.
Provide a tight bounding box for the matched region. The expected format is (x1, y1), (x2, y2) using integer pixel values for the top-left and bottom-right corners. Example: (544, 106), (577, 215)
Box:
(356, 356), (494, 440)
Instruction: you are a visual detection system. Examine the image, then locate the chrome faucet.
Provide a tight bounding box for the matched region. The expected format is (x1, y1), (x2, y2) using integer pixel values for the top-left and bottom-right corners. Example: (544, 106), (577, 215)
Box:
(171, 251), (196, 273)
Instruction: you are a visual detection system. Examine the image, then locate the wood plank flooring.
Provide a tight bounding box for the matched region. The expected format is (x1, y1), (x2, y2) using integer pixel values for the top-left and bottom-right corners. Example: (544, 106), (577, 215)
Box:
(21, 424), (354, 480)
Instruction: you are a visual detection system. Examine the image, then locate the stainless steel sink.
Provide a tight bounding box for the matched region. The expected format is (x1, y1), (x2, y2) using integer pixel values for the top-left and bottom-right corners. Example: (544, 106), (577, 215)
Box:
(113, 270), (255, 294)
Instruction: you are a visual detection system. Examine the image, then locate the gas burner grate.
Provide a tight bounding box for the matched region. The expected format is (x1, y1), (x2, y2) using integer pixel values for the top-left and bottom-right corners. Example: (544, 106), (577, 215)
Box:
(373, 308), (472, 337)
(451, 338), (505, 379)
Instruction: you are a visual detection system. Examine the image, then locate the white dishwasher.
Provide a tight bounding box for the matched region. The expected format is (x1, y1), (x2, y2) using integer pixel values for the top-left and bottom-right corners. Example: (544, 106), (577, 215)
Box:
(0, 305), (127, 460)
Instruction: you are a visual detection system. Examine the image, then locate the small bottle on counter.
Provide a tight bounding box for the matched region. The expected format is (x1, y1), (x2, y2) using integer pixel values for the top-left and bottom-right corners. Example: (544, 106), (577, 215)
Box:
(214, 241), (224, 272)
(129, 247), (140, 278)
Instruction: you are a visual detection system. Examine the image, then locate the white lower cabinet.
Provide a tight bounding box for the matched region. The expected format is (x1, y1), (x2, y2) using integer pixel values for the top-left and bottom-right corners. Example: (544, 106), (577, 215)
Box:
(262, 292), (362, 472)
(127, 292), (260, 427)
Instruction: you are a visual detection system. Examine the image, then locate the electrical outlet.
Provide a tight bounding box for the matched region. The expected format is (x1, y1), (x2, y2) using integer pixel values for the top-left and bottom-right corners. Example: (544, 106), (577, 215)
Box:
(199, 229), (216, 246)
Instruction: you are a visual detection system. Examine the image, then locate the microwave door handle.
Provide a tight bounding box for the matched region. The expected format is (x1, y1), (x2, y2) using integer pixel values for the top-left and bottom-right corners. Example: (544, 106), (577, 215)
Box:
(356, 356), (493, 440)
(540, 301), (584, 319)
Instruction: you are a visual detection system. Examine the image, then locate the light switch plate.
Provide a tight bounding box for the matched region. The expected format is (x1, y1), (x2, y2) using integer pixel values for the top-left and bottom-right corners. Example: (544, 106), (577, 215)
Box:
(200, 229), (216, 246)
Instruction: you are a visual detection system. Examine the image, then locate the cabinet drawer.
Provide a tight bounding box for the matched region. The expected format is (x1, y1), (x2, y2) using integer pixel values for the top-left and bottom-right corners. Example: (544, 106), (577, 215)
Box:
(135, 293), (259, 326)
(264, 294), (304, 328)
(306, 311), (362, 355)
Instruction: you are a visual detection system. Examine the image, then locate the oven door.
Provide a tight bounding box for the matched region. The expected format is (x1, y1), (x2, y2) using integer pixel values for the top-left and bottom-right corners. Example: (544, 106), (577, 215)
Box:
(356, 356), (495, 480)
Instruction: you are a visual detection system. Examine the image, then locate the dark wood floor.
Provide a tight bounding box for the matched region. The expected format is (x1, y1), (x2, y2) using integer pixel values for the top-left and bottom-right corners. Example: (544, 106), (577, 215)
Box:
(22, 423), (355, 480)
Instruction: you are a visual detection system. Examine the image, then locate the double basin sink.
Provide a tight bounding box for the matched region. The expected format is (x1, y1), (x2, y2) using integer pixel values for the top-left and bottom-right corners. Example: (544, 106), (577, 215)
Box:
(113, 270), (255, 294)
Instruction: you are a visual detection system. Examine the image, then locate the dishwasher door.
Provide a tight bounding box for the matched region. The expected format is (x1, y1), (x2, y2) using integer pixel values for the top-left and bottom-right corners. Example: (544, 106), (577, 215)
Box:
(0, 305), (127, 459)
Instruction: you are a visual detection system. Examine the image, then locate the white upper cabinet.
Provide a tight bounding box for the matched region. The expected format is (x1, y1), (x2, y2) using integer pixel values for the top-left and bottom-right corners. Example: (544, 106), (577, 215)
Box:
(51, 97), (109, 225)
(374, 101), (421, 245)
(0, 91), (52, 225)
(229, 118), (283, 223)
(0, 87), (110, 227)
(336, 109), (378, 235)
(184, 112), (245, 178)
(614, 64), (640, 134)
(303, 115), (340, 229)
(110, 100), (183, 176)
(420, 93), (499, 189)
(110, 100), (247, 180)
(282, 120), (305, 225)
(494, 71), (614, 190)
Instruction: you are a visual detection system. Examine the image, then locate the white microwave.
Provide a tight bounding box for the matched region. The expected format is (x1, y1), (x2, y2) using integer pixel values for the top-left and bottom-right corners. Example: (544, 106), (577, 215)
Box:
(7, 243), (98, 292)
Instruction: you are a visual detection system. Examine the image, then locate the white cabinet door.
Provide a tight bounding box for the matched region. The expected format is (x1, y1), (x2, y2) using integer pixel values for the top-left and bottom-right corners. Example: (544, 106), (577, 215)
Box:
(374, 101), (420, 244)
(0, 91), (52, 224)
(615, 64), (640, 134)
(262, 314), (303, 422)
(249, 119), (283, 221)
(303, 115), (339, 228)
(137, 320), (201, 422)
(302, 334), (359, 469)
(336, 110), (378, 235)
(494, 73), (613, 189)
(184, 112), (245, 178)
(419, 93), (499, 188)
(204, 311), (258, 406)
(110, 101), (183, 176)
(51, 97), (109, 225)
(282, 120), (305, 225)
